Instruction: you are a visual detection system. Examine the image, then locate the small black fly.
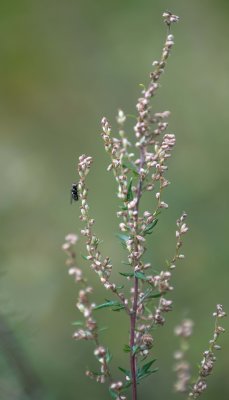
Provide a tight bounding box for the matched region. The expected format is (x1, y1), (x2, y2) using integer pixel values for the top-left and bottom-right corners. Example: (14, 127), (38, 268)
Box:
(71, 183), (79, 203)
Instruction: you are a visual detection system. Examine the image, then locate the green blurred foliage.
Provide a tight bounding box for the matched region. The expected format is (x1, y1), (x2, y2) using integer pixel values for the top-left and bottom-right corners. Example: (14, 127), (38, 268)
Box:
(0, 0), (228, 399)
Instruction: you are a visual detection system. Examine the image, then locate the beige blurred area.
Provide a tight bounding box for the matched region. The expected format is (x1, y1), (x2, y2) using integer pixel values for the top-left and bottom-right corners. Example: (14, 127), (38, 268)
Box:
(0, 1), (228, 399)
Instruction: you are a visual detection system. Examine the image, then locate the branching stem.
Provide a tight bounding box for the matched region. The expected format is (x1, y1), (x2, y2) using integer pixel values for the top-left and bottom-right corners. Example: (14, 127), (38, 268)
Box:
(130, 147), (145, 400)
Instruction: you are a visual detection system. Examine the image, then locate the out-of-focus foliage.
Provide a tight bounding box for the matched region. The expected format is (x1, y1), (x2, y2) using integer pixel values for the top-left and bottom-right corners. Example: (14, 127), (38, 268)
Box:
(0, 1), (228, 399)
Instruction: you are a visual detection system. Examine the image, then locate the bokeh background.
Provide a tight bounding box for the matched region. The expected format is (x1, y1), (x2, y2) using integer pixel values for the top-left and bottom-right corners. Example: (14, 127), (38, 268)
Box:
(0, 0), (228, 399)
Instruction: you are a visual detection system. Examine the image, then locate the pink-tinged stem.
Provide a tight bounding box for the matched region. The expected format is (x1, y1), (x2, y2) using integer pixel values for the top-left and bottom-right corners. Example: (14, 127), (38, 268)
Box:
(130, 276), (139, 400)
(130, 147), (145, 400)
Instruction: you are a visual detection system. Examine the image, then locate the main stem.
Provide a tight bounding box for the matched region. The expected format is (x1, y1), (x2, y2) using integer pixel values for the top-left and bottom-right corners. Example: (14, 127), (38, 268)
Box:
(130, 277), (139, 400)
(130, 148), (145, 400)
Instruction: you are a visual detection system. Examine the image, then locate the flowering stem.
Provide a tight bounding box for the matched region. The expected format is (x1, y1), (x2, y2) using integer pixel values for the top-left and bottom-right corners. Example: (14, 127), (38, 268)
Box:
(130, 147), (145, 400)
(130, 277), (139, 400)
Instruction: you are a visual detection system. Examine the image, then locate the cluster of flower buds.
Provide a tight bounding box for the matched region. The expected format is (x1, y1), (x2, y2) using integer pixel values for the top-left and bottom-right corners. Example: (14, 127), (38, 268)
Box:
(134, 28), (175, 141)
(62, 233), (98, 342)
(62, 234), (85, 283)
(133, 323), (154, 356)
(63, 230), (113, 382)
(78, 154), (93, 179)
(138, 211), (188, 331)
(169, 212), (189, 268)
(132, 29), (178, 218)
(148, 270), (173, 293)
(76, 287), (94, 318)
(78, 154), (113, 283)
(78, 154), (129, 313)
(162, 11), (180, 27)
(85, 346), (111, 383)
(101, 116), (129, 200)
(152, 297), (173, 326)
(99, 33), (180, 307)
(73, 287), (98, 341)
(173, 354), (191, 393)
(173, 319), (193, 393)
(174, 319), (194, 338)
(101, 25), (177, 221)
(109, 381), (126, 400)
(116, 109), (133, 160)
(188, 305), (226, 398)
(147, 134), (175, 213)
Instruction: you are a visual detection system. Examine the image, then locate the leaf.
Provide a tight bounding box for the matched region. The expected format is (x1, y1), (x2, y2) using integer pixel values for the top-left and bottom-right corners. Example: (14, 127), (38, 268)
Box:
(72, 321), (84, 326)
(123, 381), (132, 389)
(154, 210), (161, 217)
(135, 271), (148, 280)
(98, 327), (108, 333)
(120, 205), (128, 211)
(116, 284), (125, 289)
(143, 219), (158, 235)
(139, 83), (146, 90)
(141, 359), (157, 373)
(132, 345), (140, 355)
(90, 370), (102, 376)
(112, 304), (125, 311)
(137, 368), (158, 382)
(109, 388), (118, 399)
(116, 233), (129, 243)
(106, 349), (112, 364)
(119, 272), (134, 278)
(126, 178), (134, 201)
(94, 300), (121, 310)
(137, 359), (158, 381)
(145, 292), (162, 299)
(118, 366), (130, 377)
(122, 161), (139, 176)
(123, 344), (131, 353)
(81, 254), (88, 261)
(126, 113), (138, 121)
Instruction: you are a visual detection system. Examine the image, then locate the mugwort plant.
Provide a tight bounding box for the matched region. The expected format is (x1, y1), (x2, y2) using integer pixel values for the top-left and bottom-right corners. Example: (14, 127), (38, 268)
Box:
(62, 12), (226, 400)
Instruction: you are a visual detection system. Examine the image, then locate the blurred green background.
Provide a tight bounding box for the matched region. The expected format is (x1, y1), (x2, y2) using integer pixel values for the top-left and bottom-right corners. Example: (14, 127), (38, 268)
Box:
(0, 0), (228, 399)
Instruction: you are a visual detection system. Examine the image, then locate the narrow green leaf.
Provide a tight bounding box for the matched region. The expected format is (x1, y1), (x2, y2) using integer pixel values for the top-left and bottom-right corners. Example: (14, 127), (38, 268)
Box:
(143, 219), (158, 235)
(116, 233), (129, 243)
(139, 83), (146, 90)
(145, 292), (162, 299)
(120, 204), (128, 211)
(81, 254), (88, 261)
(112, 304), (125, 311)
(137, 368), (158, 382)
(137, 359), (158, 382)
(123, 344), (131, 353)
(116, 284), (125, 289)
(118, 366), (130, 377)
(72, 321), (84, 326)
(141, 359), (157, 374)
(122, 161), (139, 176)
(126, 178), (134, 201)
(98, 327), (108, 333)
(135, 271), (148, 280)
(154, 210), (161, 217)
(109, 388), (118, 399)
(126, 113), (137, 121)
(90, 370), (102, 376)
(132, 345), (140, 355)
(94, 301), (121, 310)
(123, 381), (132, 389)
(106, 349), (112, 364)
(119, 272), (134, 278)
